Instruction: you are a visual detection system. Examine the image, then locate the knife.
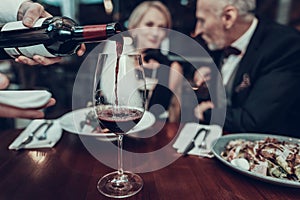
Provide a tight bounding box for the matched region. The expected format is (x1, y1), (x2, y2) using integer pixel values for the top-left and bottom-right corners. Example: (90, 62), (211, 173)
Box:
(16, 122), (50, 150)
(182, 128), (208, 156)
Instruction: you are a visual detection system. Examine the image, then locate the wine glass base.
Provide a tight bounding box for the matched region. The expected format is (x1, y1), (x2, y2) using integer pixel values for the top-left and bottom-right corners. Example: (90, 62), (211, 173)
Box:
(97, 171), (143, 198)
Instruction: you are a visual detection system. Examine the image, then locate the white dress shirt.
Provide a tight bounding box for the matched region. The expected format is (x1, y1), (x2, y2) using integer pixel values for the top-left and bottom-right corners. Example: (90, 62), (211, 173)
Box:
(221, 18), (258, 86)
(0, 0), (26, 23)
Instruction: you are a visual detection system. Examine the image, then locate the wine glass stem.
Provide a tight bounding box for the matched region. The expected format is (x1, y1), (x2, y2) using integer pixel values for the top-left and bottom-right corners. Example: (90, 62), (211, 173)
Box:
(117, 135), (124, 175)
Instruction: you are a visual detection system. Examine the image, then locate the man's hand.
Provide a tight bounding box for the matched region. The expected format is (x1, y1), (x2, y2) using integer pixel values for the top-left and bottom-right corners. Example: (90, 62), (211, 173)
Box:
(0, 73), (10, 90)
(18, 1), (51, 27)
(0, 98), (56, 119)
(15, 1), (86, 66)
(0, 73), (56, 118)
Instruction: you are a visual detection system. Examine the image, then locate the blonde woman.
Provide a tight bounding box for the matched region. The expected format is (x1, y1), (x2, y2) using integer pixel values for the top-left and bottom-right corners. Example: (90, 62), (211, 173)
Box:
(126, 1), (182, 121)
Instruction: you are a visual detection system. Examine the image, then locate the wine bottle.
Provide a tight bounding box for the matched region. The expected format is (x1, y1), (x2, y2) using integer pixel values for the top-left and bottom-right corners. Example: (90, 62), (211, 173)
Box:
(0, 16), (122, 58)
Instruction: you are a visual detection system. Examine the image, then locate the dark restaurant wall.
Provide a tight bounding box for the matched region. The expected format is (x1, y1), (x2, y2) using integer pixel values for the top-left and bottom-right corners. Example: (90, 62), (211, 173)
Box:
(38, 0), (300, 33)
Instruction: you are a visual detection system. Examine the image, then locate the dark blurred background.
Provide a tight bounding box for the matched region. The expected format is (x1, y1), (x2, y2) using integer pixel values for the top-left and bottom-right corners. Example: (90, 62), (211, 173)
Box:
(1, 0), (299, 128)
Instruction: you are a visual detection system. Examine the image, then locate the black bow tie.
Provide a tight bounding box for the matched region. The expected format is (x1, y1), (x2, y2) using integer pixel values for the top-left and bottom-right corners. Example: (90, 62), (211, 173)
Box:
(223, 46), (241, 58)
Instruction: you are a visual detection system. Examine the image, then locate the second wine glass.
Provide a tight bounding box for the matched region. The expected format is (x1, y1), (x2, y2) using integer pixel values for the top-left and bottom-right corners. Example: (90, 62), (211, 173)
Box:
(93, 53), (146, 198)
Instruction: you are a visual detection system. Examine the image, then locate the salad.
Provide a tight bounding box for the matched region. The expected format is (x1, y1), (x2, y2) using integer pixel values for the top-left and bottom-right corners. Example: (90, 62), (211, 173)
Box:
(221, 137), (300, 182)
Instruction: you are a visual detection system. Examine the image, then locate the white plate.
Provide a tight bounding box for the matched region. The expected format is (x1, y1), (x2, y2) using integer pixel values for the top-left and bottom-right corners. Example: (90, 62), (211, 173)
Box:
(59, 108), (156, 137)
(212, 133), (300, 188)
(0, 90), (52, 108)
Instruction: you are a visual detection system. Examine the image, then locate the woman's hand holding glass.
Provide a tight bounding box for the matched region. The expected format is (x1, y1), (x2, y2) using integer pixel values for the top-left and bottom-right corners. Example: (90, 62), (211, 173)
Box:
(193, 66), (211, 89)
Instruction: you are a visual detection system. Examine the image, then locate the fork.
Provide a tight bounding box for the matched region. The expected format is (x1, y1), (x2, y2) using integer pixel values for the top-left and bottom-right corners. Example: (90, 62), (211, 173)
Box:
(16, 121), (53, 150)
(198, 129), (210, 150)
(36, 120), (53, 140)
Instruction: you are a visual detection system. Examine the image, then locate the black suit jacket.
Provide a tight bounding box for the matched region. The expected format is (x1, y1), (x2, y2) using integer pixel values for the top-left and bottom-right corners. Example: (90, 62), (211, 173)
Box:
(206, 18), (300, 137)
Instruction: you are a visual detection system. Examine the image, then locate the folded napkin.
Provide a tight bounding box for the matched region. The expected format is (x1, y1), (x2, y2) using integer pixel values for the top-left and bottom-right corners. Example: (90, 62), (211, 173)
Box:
(9, 119), (62, 150)
(0, 90), (51, 109)
(173, 123), (222, 158)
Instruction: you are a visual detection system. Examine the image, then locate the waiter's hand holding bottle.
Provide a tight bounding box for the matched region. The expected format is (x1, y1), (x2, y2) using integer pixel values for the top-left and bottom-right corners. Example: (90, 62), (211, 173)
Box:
(0, 1), (122, 119)
(15, 1), (86, 66)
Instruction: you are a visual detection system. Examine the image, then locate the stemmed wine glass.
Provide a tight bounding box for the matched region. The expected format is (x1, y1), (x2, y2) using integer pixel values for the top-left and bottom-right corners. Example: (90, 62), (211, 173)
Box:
(93, 53), (146, 198)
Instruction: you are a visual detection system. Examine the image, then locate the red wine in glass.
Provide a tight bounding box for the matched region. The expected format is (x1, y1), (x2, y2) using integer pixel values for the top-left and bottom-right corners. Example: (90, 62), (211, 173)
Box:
(97, 107), (143, 134)
(94, 53), (145, 198)
(114, 39), (123, 105)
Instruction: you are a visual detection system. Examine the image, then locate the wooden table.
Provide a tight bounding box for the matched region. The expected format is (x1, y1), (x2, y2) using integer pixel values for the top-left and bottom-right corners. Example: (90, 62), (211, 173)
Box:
(0, 122), (299, 200)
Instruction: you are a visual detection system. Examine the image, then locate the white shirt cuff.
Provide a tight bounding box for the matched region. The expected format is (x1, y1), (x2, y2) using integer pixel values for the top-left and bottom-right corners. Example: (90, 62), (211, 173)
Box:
(0, 0), (27, 23)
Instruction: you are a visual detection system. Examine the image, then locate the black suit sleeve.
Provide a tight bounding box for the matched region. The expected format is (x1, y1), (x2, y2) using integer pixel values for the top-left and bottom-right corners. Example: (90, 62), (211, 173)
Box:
(0, 49), (11, 60)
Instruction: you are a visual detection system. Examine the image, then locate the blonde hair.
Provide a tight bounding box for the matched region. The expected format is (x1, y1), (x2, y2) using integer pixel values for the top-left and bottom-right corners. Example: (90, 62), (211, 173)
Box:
(127, 1), (172, 30)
